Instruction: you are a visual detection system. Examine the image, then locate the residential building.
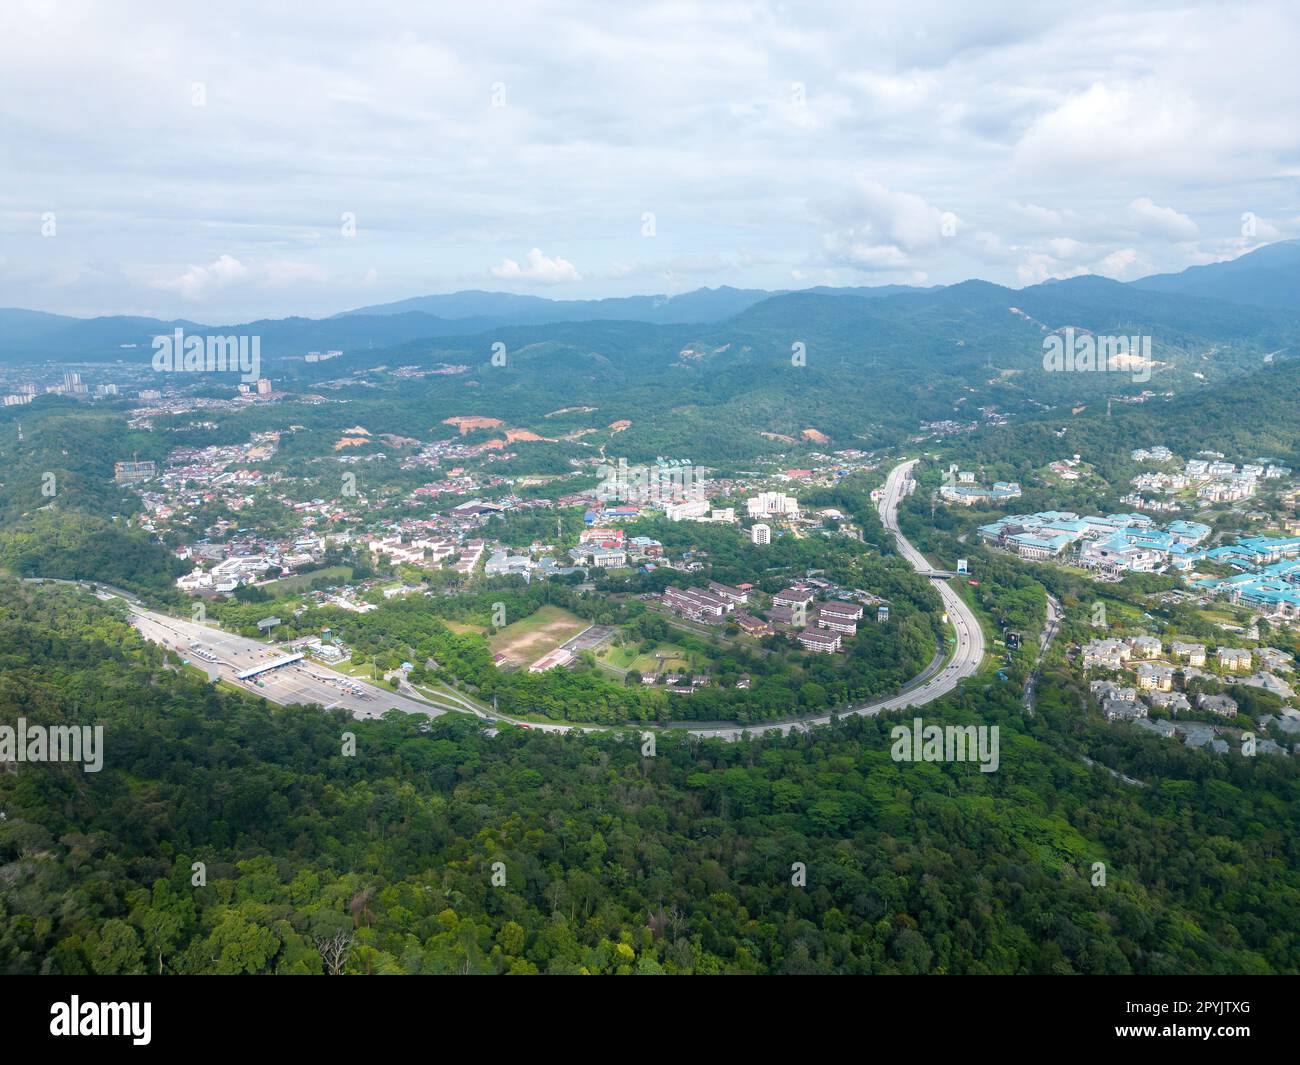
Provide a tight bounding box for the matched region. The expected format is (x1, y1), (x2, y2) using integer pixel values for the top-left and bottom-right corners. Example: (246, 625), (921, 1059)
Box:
(1134, 663), (1175, 691)
(1125, 635), (1163, 659)
(1083, 638), (1131, 670)
(1170, 641), (1207, 667)
(1103, 698), (1148, 721)
(773, 586), (815, 609)
(1147, 690), (1191, 714)
(662, 586), (730, 621)
(796, 628), (841, 653)
(1217, 647), (1252, 671)
(1197, 693), (1239, 718)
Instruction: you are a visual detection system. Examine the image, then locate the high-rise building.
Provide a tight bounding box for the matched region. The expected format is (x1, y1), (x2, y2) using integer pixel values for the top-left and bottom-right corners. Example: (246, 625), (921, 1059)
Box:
(256, 378), (272, 395)
(751, 523), (771, 545)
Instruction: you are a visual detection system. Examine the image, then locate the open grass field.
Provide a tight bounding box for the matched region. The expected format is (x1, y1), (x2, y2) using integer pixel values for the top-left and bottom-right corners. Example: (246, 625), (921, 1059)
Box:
(488, 604), (588, 667)
(260, 566), (353, 595)
(599, 640), (694, 675)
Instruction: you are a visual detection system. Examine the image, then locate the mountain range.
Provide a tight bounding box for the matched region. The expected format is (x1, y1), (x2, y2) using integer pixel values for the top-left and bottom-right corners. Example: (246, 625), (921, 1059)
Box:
(1, 241), (1295, 364)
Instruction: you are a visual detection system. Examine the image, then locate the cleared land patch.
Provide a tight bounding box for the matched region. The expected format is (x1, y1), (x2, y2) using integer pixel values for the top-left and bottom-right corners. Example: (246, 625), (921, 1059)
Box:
(488, 605), (588, 668)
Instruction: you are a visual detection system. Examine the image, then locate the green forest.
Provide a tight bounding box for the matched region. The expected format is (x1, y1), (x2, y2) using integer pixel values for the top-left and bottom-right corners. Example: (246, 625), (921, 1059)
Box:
(2, 580), (1297, 975)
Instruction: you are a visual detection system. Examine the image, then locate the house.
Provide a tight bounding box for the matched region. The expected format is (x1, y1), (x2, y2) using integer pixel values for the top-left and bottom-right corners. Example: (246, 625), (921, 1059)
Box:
(1217, 647), (1252, 671)
(1197, 693), (1240, 718)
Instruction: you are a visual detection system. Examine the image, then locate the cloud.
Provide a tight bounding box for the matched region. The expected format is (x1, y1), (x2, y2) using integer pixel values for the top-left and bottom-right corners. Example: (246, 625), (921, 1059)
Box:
(489, 248), (581, 284)
(818, 179), (958, 272)
(1126, 198), (1198, 241)
(1095, 248), (1146, 278)
(1, 1), (1297, 314)
(152, 254), (248, 300)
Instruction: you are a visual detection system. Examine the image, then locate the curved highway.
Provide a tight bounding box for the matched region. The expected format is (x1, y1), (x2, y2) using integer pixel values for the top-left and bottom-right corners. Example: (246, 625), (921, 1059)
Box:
(47, 459), (984, 741)
(685, 458), (985, 739)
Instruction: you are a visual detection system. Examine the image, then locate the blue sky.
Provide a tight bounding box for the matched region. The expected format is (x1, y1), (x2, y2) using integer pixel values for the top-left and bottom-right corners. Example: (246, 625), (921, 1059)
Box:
(1, 0), (1297, 320)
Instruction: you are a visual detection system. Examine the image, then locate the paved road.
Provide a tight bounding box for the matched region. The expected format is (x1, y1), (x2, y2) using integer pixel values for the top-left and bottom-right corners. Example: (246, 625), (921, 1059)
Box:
(41, 461), (986, 741)
(128, 608), (469, 721)
(683, 458), (986, 739)
(1023, 592), (1062, 715)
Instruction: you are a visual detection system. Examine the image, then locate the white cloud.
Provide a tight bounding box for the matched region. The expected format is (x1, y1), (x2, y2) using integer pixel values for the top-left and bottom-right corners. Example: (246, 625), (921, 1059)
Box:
(153, 254), (248, 300)
(818, 179), (958, 272)
(489, 248), (581, 284)
(1126, 198), (1198, 241)
(0, 1), (1296, 314)
(1095, 248), (1146, 278)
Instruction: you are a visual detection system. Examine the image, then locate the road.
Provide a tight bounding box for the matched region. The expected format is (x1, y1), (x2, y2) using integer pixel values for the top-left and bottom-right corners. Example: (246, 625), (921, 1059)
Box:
(38, 459), (985, 741)
(683, 458), (986, 739)
(1023, 592), (1062, 715)
(128, 607), (474, 721)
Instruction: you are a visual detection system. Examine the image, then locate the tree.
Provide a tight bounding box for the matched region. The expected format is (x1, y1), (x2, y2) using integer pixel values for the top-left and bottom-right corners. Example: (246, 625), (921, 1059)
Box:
(313, 931), (354, 976)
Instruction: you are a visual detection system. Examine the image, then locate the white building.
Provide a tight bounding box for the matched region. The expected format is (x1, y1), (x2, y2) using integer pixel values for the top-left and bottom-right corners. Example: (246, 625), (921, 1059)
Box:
(746, 492), (800, 519)
(664, 498), (711, 521)
(751, 523), (771, 545)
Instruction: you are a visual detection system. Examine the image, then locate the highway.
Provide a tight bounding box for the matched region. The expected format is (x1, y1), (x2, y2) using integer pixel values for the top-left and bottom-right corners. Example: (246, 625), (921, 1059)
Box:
(41, 459), (986, 741)
(128, 607), (473, 721)
(684, 458), (986, 739)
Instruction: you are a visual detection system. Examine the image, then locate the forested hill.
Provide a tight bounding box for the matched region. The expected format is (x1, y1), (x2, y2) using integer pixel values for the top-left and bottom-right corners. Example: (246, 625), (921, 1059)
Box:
(928, 351), (1300, 483)
(2, 580), (1296, 974)
(0, 400), (184, 598)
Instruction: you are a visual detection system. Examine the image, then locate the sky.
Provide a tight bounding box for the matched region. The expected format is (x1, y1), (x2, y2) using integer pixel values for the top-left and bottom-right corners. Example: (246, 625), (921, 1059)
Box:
(1, 0), (1298, 321)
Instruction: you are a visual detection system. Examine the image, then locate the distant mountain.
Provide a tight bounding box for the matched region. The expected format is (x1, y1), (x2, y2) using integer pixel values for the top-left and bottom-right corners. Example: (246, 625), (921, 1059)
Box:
(2, 243), (1295, 366)
(1130, 239), (1300, 311)
(0, 309), (504, 363)
(0, 283), (926, 364)
(0, 308), (84, 348)
(337, 286), (781, 325)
